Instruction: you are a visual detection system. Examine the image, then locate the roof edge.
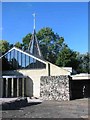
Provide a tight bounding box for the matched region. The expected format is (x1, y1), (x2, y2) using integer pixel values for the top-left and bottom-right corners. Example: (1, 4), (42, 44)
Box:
(0, 46), (47, 64)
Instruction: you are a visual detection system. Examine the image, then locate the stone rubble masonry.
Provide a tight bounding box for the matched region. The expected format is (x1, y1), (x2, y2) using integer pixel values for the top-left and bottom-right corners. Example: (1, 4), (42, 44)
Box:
(40, 76), (70, 101)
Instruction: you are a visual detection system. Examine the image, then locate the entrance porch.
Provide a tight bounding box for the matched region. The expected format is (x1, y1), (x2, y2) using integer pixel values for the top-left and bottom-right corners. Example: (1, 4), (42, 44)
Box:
(1, 76), (27, 98)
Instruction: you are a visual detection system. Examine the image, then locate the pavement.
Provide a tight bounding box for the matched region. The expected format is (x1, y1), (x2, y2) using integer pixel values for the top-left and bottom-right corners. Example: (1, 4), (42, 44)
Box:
(0, 98), (89, 119)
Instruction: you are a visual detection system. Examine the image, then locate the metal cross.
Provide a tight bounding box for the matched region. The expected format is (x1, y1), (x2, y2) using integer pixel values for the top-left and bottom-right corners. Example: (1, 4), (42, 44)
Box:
(32, 13), (36, 30)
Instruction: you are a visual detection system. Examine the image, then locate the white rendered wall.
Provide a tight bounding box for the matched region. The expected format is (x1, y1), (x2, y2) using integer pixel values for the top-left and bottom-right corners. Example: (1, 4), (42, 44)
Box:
(18, 69), (48, 97)
(18, 62), (71, 98)
(49, 63), (71, 76)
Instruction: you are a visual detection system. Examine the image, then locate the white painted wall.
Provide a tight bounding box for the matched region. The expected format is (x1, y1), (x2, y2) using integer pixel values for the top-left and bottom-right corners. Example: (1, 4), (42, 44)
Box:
(18, 69), (48, 97)
(49, 63), (71, 76)
(17, 62), (71, 97)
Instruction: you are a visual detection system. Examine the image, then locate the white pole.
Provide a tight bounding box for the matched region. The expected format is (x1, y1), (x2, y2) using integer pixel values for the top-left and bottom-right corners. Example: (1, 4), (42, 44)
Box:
(11, 78), (14, 97)
(22, 78), (24, 97)
(17, 78), (19, 97)
(6, 78), (8, 97)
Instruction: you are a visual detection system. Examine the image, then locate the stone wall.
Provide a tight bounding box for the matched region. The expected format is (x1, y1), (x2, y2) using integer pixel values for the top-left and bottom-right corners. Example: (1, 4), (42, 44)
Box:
(40, 76), (70, 101)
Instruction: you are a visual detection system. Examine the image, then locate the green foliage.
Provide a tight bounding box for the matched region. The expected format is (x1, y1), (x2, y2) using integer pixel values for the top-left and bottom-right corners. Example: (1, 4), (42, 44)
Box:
(77, 53), (90, 73)
(22, 33), (32, 50)
(9, 44), (13, 49)
(0, 40), (9, 53)
(15, 42), (22, 49)
(56, 46), (80, 71)
(37, 27), (65, 63)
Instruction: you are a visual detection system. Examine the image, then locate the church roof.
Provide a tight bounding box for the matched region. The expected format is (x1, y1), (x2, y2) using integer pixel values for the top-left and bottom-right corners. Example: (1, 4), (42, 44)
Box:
(0, 46), (47, 70)
(28, 29), (43, 58)
(28, 13), (43, 59)
(0, 46), (46, 64)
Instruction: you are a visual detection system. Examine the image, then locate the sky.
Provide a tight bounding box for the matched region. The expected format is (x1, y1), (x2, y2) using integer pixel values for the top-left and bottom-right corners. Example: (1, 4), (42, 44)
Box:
(1, 2), (88, 53)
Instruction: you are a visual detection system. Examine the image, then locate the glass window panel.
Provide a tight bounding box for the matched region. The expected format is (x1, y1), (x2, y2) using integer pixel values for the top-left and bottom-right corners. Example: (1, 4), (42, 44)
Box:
(25, 55), (26, 67)
(29, 57), (33, 69)
(30, 57), (33, 63)
(18, 51), (22, 68)
(9, 51), (11, 61)
(12, 50), (15, 69)
(14, 50), (17, 60)
(10, 50), (14, 69)
(22, 53), (25, 68)
(2, 49), (46, 70)
(14, 50), (18, 69)
(11, 50), (14, 60)
(7, 52), (10, 61)
(36, 60), (39, 68)
(33, 58), (36, 68)
(26, 55), (29, 68)
(36, 60), (39, 69)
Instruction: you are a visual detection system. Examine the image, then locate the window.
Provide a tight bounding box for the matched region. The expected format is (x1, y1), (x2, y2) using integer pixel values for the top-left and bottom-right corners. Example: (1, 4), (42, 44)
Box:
(2, 48), (46, 70)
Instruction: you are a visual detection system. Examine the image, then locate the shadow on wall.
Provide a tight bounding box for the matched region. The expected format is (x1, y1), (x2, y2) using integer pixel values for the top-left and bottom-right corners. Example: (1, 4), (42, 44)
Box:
(2, 70), (24, 76)
(26, 76), (33, 97)
(70, 80), (90, 100)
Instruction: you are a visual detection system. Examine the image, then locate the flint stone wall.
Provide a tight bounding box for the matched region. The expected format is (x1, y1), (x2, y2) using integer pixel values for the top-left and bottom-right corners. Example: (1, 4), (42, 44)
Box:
(40, 76), (70, 101)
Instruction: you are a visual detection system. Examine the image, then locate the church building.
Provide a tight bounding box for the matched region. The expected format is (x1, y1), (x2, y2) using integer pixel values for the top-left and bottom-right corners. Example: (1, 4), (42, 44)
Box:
(0, 14), (74, 100)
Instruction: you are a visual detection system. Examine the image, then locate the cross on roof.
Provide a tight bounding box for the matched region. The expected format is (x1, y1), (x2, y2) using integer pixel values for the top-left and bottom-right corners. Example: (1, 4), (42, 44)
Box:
(32, 13), (36, 30)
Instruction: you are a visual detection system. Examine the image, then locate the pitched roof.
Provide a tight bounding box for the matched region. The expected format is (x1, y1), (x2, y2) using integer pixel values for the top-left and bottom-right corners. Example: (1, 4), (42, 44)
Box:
(0, 46), (47, 65)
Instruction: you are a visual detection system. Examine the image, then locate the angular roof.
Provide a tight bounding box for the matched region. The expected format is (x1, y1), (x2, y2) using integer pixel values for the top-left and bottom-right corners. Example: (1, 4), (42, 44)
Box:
(0, 46), (72, 75)
(28, 30), (43, 58)
(0, 46), (47, 65)
(28, 13), (43, 59)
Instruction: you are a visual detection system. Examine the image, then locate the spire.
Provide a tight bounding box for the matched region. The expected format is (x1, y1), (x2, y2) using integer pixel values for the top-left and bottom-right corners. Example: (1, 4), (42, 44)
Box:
(28, 14), (43, 58)
(32, 13), (36, 30)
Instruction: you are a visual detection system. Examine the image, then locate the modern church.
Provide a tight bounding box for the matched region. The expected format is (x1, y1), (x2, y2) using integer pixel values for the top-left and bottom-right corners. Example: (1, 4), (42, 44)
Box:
(0, 14), (89, 101)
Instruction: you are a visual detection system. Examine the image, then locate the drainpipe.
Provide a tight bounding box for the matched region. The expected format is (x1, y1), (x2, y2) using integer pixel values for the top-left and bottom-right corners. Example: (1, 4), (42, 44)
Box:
(48, 63), (50, 76)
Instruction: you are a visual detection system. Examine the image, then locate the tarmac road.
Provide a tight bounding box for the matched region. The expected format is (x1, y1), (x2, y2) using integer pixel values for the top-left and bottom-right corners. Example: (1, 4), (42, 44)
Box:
(1, 98), (89, 118)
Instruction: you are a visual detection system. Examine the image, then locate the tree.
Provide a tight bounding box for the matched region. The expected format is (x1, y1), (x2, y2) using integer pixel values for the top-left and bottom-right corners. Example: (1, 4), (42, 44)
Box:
(22, 33), (32, 50)
(77, 52), (90, 73)
(15, 42), (22, 49)
(0, 40), (9, 54)
(56, 46), (80, 71)
(20, 27), (89, 73)
(84, 53), (90, 73)
(21, 27), (65, 63)
(9, 44), (14, 49)
(37, 27), (65, 63)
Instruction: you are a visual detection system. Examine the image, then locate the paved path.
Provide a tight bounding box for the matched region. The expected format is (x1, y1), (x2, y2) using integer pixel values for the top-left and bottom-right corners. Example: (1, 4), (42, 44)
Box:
(1, 98), (89, 118)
